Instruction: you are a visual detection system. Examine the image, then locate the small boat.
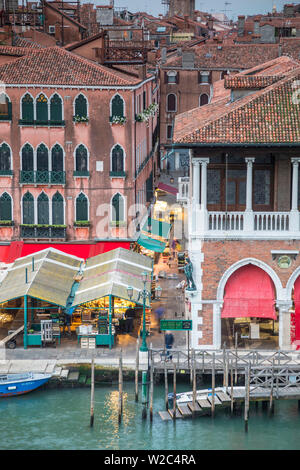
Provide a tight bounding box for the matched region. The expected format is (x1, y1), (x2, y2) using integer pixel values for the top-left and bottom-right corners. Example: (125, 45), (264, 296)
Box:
(0, 372), (52, 397)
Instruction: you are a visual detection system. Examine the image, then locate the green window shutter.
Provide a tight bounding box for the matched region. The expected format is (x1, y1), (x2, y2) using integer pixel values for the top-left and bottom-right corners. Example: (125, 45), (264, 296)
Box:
(75, 145), (88, 171)
(50, 94), (62, 122)
(22, 144), (34, 171)
(37, 192), (49, 225)
(112, 193), (124, 222)
(51, 144), (63, 171)
(111, 94), (124, 118)
(75, 94), (87, 118)
(36, 93), (48, 123)
(76, 193), (88, 221)
(0, 192), (12, 221)
(0, 143), (11, 171)
(22, 192), (34, 224)
(111, 145), (124, 172)
(37, 144), (49, 171)
(22, 94), (34, 122)
(52, 191), (64, 225)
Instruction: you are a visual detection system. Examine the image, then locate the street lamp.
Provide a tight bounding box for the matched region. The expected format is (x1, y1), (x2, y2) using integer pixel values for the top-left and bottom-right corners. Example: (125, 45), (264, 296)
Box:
(155, 285), (162, 300)
(138, 272), (152, 352)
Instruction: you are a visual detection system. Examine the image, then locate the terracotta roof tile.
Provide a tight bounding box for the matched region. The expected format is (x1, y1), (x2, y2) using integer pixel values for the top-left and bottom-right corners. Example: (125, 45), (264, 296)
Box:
(173, 66), (300, 145)
(0, 46), (143, 86)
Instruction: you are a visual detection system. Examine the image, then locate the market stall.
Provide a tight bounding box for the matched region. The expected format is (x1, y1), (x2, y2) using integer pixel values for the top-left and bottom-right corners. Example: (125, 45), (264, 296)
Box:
(69, 248), (153, 349)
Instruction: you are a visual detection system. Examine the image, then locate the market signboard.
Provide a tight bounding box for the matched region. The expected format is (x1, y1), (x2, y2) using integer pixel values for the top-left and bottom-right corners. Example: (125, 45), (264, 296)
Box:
(160, 319), (192, 331)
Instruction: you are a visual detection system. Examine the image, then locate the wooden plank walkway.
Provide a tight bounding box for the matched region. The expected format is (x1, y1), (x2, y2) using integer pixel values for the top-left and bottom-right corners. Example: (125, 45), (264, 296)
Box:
(158, 385), (300, 420)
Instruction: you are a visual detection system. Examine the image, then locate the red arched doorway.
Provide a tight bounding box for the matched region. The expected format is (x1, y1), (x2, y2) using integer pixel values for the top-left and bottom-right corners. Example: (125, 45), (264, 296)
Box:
(291, 276), (300, 349)
(221, 264), (278, 349)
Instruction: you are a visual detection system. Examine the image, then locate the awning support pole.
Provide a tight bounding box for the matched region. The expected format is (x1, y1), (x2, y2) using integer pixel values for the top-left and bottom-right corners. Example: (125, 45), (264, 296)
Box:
(24, 295), (28, 350)
(109, 295), (112, 350)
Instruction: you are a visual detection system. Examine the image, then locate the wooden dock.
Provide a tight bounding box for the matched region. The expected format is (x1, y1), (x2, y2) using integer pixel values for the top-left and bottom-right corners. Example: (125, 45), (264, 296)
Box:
(158, 385), (300, 420)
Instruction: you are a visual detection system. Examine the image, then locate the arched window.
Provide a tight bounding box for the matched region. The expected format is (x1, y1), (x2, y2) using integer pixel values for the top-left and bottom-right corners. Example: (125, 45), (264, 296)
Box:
(37, 192), (49, 225)
(111, 145), (124, 173)
(76, 193), (88, 221)
(167, 93), (176, 112)
(74, 94), (88, 119)
(111, 94), (124, 118)
(21, 143), (34, 171)
(111, 193), (124, 223)
(0, 192), (12, 221)
(51, 144), (63, 171)
(0, 143), (11, 172)
(22, 192), (34, 224)
(21, 93), (34, 122)
(52, 191), (64, 225)
(36, 144), (49, 179)
(199, 93), (209, 106)
(0, 94), (11, 120)
(36, 93), (48, 123)
(50, 94), (62, 122)
(75, 144), (88, 172)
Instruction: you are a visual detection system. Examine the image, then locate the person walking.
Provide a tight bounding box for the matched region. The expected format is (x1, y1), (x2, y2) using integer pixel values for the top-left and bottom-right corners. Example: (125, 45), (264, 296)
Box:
(164, 330), (174, 361)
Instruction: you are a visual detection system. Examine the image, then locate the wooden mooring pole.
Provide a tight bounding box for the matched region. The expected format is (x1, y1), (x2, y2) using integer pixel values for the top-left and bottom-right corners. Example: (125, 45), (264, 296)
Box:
(244, 366), (250, 432)
(149, 359), (154, 422)
(211, 352), (215, 418)
(269, 361), (274, 415)
(135, 338), (139, 402)
(164, 361), (168, 411)
(230, 360), (234, 415)
(141, 370), (147, 420)
(118, 352), (123, 424)
(173, 362), (177, 420)
(192, 351), (196, 418)
(90, 358), (95, 427)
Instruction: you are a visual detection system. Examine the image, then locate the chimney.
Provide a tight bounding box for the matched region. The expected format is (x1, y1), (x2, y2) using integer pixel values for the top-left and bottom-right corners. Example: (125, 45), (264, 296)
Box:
(138, 64), (147, 80)
(237, 15), (245, 37)
(182, 51), (195, 69)
(177, 47), (182, 57)
(253, 17), (260, 35)
(161, 47), (167, 64)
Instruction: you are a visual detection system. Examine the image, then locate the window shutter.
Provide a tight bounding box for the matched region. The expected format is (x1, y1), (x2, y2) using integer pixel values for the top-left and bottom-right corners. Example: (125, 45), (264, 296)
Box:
(75, 94), (87, 118)
(37, 193), (49, 225)
(22, 144), (34, 171)
(50, 94), (62, 122)
(176, 72), (179, 84)
(22, 94), (34, 122)
(164, 72), (168, 84)
(36, 93), (48, 123)
(111, 94), (124, 118)
(52, 192), (64, 225)
(112, 193), (124, 222)
(0, 192), (12, 221)
(0, 143), (11, 171)
(51, 144), (63, 171)
(22, 192), (34, 224)
(37, 144), (49, 171)
(209, 71), (212, 84)
(76, 193), (88, 221)
(112, 145), (124, 172)
(75, 145), (88, 172)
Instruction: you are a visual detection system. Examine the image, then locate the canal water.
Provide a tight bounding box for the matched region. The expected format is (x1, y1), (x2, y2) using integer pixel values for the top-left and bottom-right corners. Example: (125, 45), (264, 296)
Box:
(1, 382), (300, 450)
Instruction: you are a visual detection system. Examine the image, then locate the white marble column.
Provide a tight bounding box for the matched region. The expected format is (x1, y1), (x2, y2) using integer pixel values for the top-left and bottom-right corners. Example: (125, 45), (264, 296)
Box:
(193, 160), (201, 205)
(277, 301), (293, 350)
(244, 157), (255, 231)
(290, 158), (300, 231)
(200, 158), (209, 210)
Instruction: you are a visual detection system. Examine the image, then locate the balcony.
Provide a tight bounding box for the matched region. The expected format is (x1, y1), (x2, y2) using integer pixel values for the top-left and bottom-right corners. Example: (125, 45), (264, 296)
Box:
(177, 177), (189, 204)
(20, 170), (66, 185)
(20, 225), (66, 239)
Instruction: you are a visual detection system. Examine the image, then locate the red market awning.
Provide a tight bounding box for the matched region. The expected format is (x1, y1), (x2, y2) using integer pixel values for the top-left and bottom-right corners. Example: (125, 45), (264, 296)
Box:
(291, 276), (300, 348)
(0, 241), (131, 263)
(157, 182), (178, 196)
(222, 264), (276, 320)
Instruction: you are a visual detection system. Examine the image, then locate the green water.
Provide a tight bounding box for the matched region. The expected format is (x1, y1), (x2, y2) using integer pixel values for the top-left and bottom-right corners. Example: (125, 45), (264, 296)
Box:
(1, 383), (300, 450)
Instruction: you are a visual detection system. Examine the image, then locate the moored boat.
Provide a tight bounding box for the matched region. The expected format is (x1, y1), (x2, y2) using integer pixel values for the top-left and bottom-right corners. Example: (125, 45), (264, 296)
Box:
(0, 372), (52, 397)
